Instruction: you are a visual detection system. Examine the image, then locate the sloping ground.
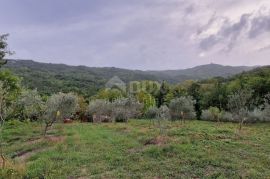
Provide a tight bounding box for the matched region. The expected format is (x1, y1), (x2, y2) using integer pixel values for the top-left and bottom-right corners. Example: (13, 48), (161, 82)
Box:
(1, 120), (270, 178)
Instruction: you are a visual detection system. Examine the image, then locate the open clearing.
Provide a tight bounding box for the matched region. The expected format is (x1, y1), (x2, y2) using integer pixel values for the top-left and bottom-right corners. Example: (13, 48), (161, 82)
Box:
(1, 120), (270, 178)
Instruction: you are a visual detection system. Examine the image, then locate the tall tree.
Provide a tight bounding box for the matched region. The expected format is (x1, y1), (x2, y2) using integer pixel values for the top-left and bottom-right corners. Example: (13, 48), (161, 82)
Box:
(157, 81), (170, 107)
(0, 82), (8, 168)
(188, 82), (202, 119)
(0, 34), (12, 67)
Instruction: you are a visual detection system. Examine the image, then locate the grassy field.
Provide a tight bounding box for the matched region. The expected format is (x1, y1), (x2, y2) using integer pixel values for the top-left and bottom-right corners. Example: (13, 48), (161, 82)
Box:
(1, 120), (270, 178)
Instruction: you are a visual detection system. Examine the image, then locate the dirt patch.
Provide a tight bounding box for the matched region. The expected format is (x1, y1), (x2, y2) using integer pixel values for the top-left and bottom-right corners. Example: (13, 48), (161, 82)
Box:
(144, 136), (170, 146)
(45, 136), (65, 143)
(25, 135), (65, 145)
(7, 137), (21, 143)
(11, 136), (65, 162)
(11, 149), (33, 159)
(25, 137), (43, 145)
(12, 148), (47, 162)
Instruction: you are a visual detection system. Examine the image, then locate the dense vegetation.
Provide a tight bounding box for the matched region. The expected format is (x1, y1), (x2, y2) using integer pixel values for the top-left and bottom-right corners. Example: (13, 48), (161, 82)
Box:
(0, 34), (269, 178)
(4, 59), (253, 97)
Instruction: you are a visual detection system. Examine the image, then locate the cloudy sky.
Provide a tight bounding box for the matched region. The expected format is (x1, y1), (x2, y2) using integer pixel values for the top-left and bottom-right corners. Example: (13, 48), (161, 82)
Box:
(1, 0), (270, 70)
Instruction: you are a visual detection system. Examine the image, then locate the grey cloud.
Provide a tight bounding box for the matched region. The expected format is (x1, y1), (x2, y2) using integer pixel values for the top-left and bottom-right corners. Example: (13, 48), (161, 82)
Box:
(249, 14), (270, 38)
(198, 13), (250, 51)
(199, 35), (220, 50)
(198, 8), (270, 52)
(1, 0), (270, 69)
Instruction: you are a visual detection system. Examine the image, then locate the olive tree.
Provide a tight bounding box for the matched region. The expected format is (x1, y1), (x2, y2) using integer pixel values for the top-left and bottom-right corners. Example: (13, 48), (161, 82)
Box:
(145, 106), (159, 119)
(145, 106), (159, 127)
(112, 98), (143, 122)
(228, 89), (253, 130)
(201, 107), (221, 122)
(17, 89), (44, 121)
(169, 96), (196, 122)
(43, 93), (78, 136)
(156, 105), (170, 134)
(87, 99), (112, 121)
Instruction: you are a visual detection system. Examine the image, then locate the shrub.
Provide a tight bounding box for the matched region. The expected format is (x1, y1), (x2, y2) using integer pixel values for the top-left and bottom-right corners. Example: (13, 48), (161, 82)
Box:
(157, 105), (171, 120)
(247, 108), (264, 122)
(201, 107), (221, 122)
(201, 109), (212, 121)
(112, 98), (143, 122)
(156, 105), (170, 134)
(16, 89), (45, 121)
(262, 104), (270, 122)
(262, 94), (270, 122)
(87, 99), (112, 117)
(219, 111), (234, 122)
(145, 106), (159, 119)
(169, 96), (196, 121)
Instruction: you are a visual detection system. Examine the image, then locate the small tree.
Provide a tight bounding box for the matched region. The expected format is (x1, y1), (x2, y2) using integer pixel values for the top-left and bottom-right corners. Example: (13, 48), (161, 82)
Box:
(145, 106), (159, 127)
(112, 98), (143, 122)
(169, 96), (196, 123)
(145, 106), (159, 119)
(209, 107), (221, 122)
(87, 99), (112, 121)
(43, 93), (78, 136)
(17, 89), (44, 121)
(157, 105), (170, 134)
(76, 95), (88, 121)
(228, 89), (253, 130)
(201, 107), (223, 123)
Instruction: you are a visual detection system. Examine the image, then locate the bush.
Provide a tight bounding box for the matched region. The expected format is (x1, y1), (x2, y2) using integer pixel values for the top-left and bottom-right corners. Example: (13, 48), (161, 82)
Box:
(112, 98), (143, 122)
(16, 89), (45, 121)
(262, 98), (270, 122)
(201, 107), (221, 122)
(113, 107), (128, 122)
(219, 111), (234, 122)
(145, 106), (159, 119)
(169, 96), (196, 121)
(158, 105), (171, 120)
(87, 99), (112, 117)
(201, 109), (212, 121)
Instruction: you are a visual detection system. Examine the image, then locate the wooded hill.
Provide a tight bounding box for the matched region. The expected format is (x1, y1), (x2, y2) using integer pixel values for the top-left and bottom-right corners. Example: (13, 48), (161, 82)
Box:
(3, 59), (254, 97)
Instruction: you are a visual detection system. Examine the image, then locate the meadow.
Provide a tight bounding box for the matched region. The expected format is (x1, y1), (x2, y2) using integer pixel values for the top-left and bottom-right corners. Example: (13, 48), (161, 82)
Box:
(1, 120), (270, 179)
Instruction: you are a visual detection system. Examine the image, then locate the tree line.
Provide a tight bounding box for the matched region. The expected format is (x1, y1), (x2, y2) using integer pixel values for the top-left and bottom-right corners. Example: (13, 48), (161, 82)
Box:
(0, 34), (270, 132)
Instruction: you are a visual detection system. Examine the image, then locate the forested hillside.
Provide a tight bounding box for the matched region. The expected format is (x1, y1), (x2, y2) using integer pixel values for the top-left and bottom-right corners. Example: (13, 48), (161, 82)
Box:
(4, 59), (253, 97)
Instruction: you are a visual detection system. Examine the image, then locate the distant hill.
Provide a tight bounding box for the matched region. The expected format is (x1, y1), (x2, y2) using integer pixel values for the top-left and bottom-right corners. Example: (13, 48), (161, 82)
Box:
(147, 63), (255, 82)
(3, 59), (255, 97)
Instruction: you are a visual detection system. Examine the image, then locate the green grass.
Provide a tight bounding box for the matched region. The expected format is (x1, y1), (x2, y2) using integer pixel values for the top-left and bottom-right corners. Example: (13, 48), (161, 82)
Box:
(1, 120), (270, 178)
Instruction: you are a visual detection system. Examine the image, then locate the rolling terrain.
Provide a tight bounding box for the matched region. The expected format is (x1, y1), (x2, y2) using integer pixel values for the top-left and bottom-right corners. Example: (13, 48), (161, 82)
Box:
(3, 59), (254, 97)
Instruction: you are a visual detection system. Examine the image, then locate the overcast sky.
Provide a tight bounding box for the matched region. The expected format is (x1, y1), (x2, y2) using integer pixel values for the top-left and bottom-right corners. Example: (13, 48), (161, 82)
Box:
(1, 0), (270, 70)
